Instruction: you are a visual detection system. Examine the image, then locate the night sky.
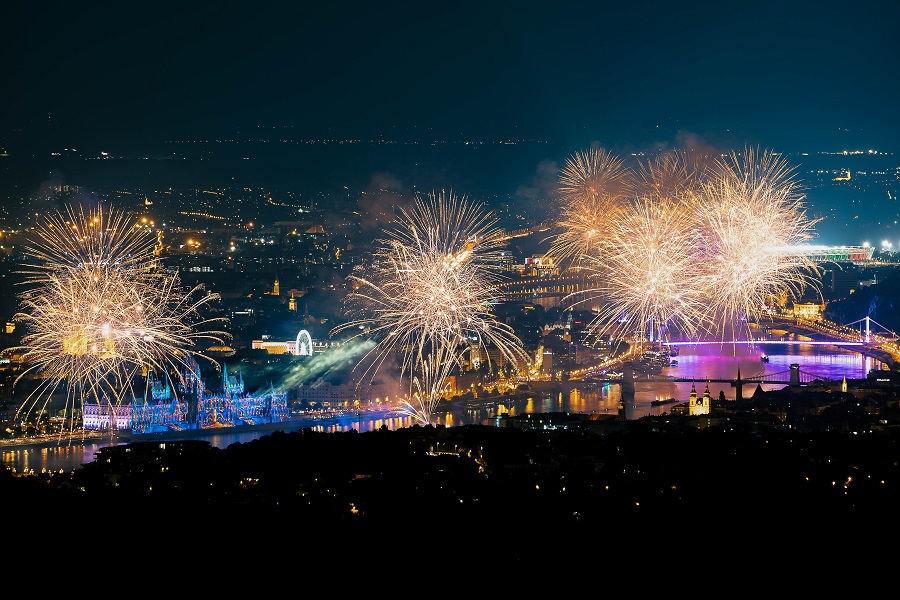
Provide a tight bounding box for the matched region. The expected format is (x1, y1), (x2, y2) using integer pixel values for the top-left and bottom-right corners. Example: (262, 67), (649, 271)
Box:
(2, 0), (898, 152)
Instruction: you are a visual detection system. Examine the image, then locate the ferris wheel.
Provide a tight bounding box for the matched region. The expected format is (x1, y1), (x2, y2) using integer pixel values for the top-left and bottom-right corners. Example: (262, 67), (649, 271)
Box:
(295, 329), (314, 356)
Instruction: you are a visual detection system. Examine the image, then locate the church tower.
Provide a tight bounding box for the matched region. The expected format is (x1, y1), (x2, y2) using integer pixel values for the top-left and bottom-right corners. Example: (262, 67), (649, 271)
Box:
(689, 381), (711, 416)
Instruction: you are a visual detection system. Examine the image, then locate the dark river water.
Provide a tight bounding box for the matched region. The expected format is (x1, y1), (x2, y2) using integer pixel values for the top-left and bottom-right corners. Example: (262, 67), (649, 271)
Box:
(2, 338), (885, 475)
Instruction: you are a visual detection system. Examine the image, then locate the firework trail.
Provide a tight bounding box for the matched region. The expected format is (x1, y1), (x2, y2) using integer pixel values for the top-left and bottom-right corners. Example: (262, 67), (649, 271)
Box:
(548, 147), (631, 266)
(11, 204), (231, 435)
(331, 190), (528, 425)
(632, 148), (716, 205)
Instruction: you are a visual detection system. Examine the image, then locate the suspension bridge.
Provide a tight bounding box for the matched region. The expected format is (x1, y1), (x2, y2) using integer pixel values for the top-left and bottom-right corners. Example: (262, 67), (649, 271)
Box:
(657, 315), (898, 347)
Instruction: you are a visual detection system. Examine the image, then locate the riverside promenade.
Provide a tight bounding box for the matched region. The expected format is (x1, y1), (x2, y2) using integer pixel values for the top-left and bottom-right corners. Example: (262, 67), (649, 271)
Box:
(0, 406), (401, 453)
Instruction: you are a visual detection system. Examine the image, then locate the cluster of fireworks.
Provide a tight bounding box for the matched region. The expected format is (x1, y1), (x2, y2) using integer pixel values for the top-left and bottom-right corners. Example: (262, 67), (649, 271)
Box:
(549, 146), (823, 344)
(332, 146), (818, 424)
(7, 146), (820, 433)
(332, 190), (528, 425)
(11, 204), (230, 432)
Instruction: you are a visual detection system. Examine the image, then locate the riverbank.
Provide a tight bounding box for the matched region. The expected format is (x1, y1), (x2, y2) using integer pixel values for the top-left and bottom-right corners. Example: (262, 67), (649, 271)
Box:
(6, 341), (886, 475)
(760, 316), (898, 369)
(0, 408), (402, 452)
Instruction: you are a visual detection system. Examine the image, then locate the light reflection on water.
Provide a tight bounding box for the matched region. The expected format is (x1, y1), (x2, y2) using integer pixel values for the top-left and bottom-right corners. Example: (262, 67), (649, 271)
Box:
(2, 340), (885, 474)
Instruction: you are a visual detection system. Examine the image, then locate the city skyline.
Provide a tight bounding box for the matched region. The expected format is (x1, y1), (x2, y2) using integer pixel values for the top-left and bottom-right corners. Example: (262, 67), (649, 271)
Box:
(4, 3), (900, 550)
(0, 141), (895, 249)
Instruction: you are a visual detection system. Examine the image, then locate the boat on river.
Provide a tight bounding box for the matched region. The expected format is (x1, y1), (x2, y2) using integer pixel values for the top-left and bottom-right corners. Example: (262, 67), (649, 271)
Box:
(650, 397), (678, 406)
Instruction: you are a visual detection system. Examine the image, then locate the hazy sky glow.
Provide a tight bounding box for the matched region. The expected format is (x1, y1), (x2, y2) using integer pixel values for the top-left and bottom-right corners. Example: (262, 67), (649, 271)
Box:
(1, 0), (898, 152)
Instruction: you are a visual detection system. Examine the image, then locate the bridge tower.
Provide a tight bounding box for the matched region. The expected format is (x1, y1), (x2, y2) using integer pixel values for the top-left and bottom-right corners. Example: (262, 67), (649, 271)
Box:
(621, 364), (635, 399)
(790, 363), (801, 387)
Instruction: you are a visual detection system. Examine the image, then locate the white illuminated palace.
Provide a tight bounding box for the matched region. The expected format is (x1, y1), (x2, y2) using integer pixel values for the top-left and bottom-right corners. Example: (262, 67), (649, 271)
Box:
(252, 329), (315, 355)
(82, 402), (132, 430)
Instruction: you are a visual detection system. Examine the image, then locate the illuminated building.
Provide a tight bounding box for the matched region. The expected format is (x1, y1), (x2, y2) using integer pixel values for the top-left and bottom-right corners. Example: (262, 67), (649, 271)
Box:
(792, 245), (874, 262)
(252, 329), (315, 355)
(516, 254), (560, 277)
(82, 402), (132, 430)
(793, 302), (824, 321)
(688, 381), (711, 416)
(83, 358), (289, 433)
(265, 277), (280, 296)
(296, 377), (399, 409)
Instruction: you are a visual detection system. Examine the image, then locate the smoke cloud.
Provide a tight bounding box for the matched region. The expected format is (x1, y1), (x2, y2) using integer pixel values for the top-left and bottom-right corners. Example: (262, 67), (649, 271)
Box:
(279, 339), (377, 389)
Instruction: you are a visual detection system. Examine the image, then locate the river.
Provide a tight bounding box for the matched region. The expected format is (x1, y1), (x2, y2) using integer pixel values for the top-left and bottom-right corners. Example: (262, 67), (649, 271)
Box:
(2, 337), (886, 475)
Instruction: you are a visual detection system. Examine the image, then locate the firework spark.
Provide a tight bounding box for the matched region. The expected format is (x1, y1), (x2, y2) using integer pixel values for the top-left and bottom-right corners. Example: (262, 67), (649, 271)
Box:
(588, 192), (712, 343)
(553, 147), (823, 346)
(11, 204), (231, 434)
(632, 148), (716, 205)
(580, 150), (716, 343)
(695, 147), (823, 340)
(331, 190), (529, 425)
(548, 147), (631, 266)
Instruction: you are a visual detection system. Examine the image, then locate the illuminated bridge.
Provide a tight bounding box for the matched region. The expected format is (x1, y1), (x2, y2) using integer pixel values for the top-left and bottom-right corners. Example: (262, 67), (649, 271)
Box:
(569, 363), (849, 401)
(662, 315), (898, 348)
(490, 273), (594, 304)
(567, 313), (898, 395)
(577, 363), (834, 386)
(641, 364), (833, 386)
(491, 245), (875, 304)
